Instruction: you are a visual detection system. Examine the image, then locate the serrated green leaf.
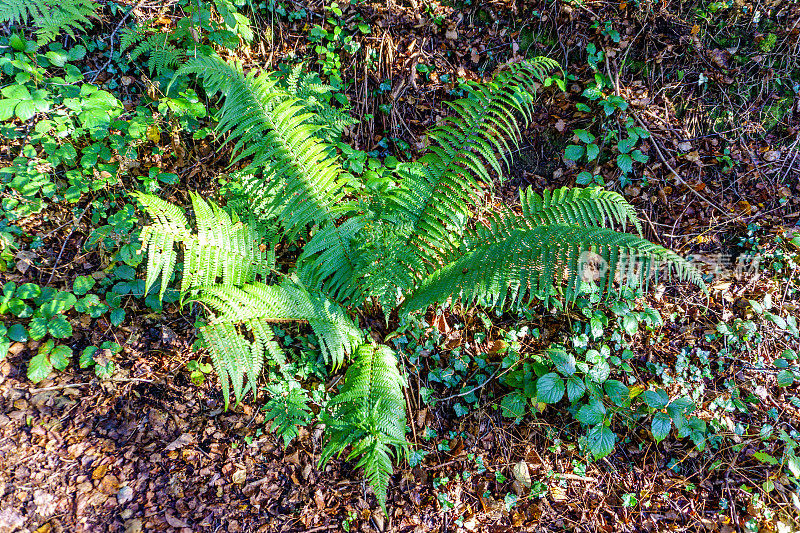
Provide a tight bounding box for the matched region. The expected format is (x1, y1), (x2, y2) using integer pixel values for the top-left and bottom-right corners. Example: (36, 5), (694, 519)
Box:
(574, 129), (595, 143)
(651, 412), (672, 443)
(501, 391), (527, 420)
(548, 347), (575, 376)
(587, 424), (615, 459)
(586, 143), (600, 161)
(564, 144), (585, 161)
(27, 351), (52, 382)
(588, 360), (610, 384)
(577, 398), (605, 425)
(15, 283), (41, 299)
(28, 317), (48, 341)
(7, 323), (27, 342)
(617, 153), (633, 174)
(643, 389), (669, 409)
(80, 346), (97, 368)
(39, 291), (77, 319)
(49, 345), (72, 371)
(752, 451), (779, 465)
(73, 275), (96, 296)
(48, 315), (73, 339)
(604, 379), (630, 406)
(110, 307), (125, 326)
(566, 374), (586, 402)
(537, 373), (565, 404)
(777, 370), (795, 387)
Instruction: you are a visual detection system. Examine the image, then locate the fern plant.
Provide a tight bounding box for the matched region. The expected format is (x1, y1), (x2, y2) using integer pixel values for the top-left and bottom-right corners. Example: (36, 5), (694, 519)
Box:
(135, 54), (705, 510)
(0, 0), (98, 45)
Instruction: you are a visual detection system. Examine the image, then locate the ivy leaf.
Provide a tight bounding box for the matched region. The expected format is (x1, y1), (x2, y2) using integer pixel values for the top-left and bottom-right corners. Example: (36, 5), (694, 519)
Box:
(651, 412), (672, 443)
(564, 145), (585, 161)
(577, 398), (606, 425)
(587, 424), (616, 459)
(27, 351), (53, 382)
(537, 373), (565, 404)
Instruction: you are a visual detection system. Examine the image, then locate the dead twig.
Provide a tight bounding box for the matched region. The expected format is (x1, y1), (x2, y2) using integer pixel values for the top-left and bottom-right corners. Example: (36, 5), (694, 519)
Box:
(631, 112), (727, 215)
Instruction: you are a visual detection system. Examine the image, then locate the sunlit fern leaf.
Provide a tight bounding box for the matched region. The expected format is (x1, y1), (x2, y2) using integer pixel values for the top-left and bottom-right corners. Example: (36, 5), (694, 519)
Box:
(133, 192), (189, 300)
(195, 279), (362, 369)
(263, 382), (313, 447)
(0, 0), (98, 44)
(321, 345), (407, 513)
(199, 321), (251, 409)
(170, 55), (355, 238)
(520, 186), (643, 235)
(385, 61), (551, 281)
(133, 192), (274, 300)
(402, 224), (707, 315)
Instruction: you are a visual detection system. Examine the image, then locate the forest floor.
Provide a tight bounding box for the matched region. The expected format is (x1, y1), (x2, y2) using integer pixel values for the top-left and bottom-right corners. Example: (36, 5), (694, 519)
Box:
(1, 0), (800, 531)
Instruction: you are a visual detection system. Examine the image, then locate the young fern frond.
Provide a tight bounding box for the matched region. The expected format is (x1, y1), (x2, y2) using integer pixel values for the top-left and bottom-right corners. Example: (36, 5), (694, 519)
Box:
(263, 383), (313, 446)
(127, 31), (183, 76)
(0, 0), (98, 44)
(321, 345), (407, 512)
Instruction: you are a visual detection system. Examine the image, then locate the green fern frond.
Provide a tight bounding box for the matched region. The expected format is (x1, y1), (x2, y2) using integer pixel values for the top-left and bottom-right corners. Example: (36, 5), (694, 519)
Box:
(133, 192), (274, 300)
(133, 192), (190, 300)
(520, 186), (643, 236)
(321, 344), (407, 512)
(263, 382), (313, 446)
(196, 279), (362, 369)
(128, 31), (183, 76)
(386, 61), (545, 274)
(171, 55), (354, 237)
(0, 0), (98, 44)
(403, 224), (707, 315)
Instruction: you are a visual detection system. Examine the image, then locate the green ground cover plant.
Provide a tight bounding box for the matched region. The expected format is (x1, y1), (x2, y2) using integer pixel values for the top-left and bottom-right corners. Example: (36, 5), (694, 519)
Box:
(134, 52), (704, 508)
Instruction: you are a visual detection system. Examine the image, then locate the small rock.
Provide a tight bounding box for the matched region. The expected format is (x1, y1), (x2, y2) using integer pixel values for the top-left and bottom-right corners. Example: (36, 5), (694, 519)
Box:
(117, 486), (133, 505)
(763, 150), (781, 162)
